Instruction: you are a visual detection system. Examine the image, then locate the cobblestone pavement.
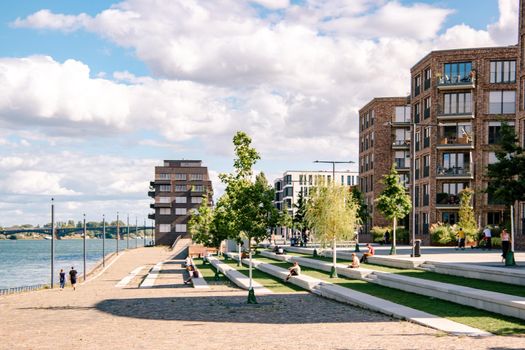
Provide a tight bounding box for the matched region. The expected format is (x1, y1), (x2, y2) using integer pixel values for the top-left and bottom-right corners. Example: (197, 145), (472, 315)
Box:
(1, 247), (524, 350)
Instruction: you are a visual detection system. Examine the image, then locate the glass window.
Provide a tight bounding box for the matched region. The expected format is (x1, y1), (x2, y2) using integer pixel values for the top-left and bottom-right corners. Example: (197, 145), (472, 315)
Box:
(443, 93), (471, 115)
(190, 174), (204, 181)
(442, 212), (458, 225)
(159, 197), (171, 204)
(490, 61), (516, 83)
(191, 197), (203, 204)
(193, 185), (204, 192)
(489, 90), (516, 114)
(175, 185), (187, 191)
(158, 173), (170, 180)
(175, 196), (187, 204)
(175, 208), (187, 215)
(175, 224), (187, 233)
(159, 224), (171, 233)
(159, 208), (171, 215)
(395, 106), (411, 123)
(443, 62), (472, 83)
(159, 185), (171, 192)
(174, 174), (187, 181)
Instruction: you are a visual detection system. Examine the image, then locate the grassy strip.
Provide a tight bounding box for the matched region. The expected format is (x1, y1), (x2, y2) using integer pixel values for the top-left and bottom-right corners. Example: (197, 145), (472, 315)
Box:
(221, 257), (302, 293)
(255, 254), (525, 336)
(194, 258), (228, 283)
(286, 251), (525, 299)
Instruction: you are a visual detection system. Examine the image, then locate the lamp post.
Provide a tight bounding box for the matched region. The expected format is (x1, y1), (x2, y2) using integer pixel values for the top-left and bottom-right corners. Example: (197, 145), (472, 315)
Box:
(127, 214), (130, 249)
(314, 160), (355, 278)
(102, 214), (106, 267)
(135, 216), (138, 249)
(116, 212), (120, 255)
(143, 219), (146, 247)
(50, 198), (55, 288)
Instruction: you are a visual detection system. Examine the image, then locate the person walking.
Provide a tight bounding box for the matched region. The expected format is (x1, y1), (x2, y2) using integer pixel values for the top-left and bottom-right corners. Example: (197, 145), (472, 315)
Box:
(69, 266), (78, 290)
(59, 269), (66, 290)
(456, 228), (466, 250)
(501, 228), (510, 263)
(384, 230), (390, 245)
(482, 226), (492, 250)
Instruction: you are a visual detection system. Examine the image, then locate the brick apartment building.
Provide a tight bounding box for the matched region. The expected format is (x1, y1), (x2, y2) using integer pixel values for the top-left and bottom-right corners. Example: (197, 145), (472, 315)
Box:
(359, 8), (525, 247)
(148, 160), (213, 245)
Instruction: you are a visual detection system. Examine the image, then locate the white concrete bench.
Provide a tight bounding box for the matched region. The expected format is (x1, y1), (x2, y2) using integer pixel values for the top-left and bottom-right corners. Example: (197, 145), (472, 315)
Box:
(207, 256), (272, 295)
(191, 268), (209, 289)
(421, 261), (525, 286)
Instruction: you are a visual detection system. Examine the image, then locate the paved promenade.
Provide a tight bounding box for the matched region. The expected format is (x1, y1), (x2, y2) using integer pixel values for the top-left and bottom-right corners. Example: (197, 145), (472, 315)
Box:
(1, 247), (524, 349)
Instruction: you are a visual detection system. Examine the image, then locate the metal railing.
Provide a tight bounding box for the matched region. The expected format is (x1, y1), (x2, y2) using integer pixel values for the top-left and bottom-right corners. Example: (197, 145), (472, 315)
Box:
(436, 166), (472, 177)
(438, 75), (475, 86)
(0, 283), (48, 296)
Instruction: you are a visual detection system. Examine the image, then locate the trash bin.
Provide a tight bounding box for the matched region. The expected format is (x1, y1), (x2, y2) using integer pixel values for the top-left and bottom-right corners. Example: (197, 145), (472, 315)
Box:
(414, 239), (422, 257)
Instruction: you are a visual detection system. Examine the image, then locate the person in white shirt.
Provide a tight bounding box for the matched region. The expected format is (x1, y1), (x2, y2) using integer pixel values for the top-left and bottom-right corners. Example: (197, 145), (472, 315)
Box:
(286, 262), (301, 281)
(482, 227), (492, 250)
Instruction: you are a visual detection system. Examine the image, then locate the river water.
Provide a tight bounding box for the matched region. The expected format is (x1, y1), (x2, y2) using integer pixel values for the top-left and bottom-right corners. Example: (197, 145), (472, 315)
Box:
(0, 239), (146, 289)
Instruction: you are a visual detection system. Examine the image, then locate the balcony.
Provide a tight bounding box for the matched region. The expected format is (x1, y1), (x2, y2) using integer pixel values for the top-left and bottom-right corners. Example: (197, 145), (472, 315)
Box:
(436, 166), (473, 180)
(392, 140), (410, 150)
(395, 158), (410, 171)
(148, 213), (156, 220)
(437, 105), (474, 120)
(437, 135), (474, 150)
(436, 193), (460, 209)
(148, 190), (155, 198)
(151, 179), (171, 186)
(437, 76), (475, 90)
(150, 203), (155, 209)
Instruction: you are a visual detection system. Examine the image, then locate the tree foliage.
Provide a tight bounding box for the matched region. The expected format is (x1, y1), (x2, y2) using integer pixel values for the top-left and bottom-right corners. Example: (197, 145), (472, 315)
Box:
(188, 195), (214, 247)
(351, 187), (369, 225)
(486, 122), (525, 205)
(292, 190), (309, 233)
(457, 188), (477, 241)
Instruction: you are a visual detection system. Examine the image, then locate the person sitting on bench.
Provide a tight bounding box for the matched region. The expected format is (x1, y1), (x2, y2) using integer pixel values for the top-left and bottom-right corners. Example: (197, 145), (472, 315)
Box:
(184, 265), (197, 285)
(360, 243), (375, 263)
(286, 261), (301, 281)
(348, 253), (360, 269)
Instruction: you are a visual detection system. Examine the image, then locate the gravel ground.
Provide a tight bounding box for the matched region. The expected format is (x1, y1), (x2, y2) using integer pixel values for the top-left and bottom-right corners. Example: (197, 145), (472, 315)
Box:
(1, 247), (524, 350)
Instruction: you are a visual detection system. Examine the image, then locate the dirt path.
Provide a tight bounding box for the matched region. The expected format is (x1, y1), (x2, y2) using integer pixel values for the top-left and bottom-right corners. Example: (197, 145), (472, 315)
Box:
(1, 246), (524, 350)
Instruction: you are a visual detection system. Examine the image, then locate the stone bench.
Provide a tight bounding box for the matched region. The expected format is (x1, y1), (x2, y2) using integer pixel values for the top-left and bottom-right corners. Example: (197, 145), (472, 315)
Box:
(422, 261), (525, 286)
(191, 268), (209, 289)
(207, 256), (272, 295)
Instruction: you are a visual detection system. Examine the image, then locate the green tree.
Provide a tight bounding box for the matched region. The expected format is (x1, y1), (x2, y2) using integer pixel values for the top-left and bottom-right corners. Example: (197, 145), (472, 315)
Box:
(486, 122), (525, 264)
(219, 131), (279, 302)
(351, 187), (369, 225)
(306, 184), (359, 277)
(293, 190), (310, 239)
(375, 165), (412, 255)
(279, 201), (293, 240)
(188, 196), (215, 247)
(457, 188), (477, 243)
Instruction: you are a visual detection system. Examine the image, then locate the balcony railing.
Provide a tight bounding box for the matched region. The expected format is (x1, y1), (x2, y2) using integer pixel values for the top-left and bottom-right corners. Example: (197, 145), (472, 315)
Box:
(437, 105), (474, 119)
(436, 193), (460, 205)
(437, 134), (474, 148)
(437, 75), (476, 89)
(395, 158), (409, 169)
(392, 140), (410, 149)
(436, 166), (473, 177)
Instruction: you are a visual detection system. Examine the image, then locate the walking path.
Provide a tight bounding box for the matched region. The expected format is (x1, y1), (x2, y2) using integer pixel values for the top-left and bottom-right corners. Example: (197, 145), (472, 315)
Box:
(1, 247), (524, 349)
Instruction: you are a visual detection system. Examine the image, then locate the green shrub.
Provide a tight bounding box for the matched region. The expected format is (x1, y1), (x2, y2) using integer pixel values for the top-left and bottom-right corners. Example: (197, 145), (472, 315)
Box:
(396, 227), (409, 244)
(371, 226), (389, 243)
(430, 223), (455, 245)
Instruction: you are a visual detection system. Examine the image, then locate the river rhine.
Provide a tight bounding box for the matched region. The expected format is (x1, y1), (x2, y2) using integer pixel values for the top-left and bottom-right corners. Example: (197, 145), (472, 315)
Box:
(0, 239), (146, 289)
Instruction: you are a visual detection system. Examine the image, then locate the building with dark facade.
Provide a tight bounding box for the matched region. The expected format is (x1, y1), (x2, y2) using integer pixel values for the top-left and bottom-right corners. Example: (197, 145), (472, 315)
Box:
(148, 160), (213, 245)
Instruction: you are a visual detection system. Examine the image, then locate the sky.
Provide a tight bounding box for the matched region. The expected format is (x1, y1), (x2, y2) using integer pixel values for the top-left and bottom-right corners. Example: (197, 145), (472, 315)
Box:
(0, 0), (519, 226)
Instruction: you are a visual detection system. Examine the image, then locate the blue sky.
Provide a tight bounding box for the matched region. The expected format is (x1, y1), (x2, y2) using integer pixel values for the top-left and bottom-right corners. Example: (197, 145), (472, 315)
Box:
(0, 0), (517, 225)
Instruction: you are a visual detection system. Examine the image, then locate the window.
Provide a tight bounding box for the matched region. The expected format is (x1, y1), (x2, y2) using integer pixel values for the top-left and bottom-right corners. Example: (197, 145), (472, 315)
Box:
(424, 97), (431, 118)
(487, 212), (502, 225)
(365, 155), (369, 172)
(442, 212), (458, 225)
(190, 174), (204, 181)
(423, 155), (430, 177)
(370, 154), (374, 170)
(441, 123), (472, 144)
(440, 153), (471, 175)
(175, 196), (187, 204)
(370, 132), (374, 147)
(414, 103), (421, 123)
(490, 61), (516, 83)
(365, 135), (369, 150)
(415, 131), (421, 151)
(159, 197), (171, 204)
(174, 173), (187, 181)
(422, 213), (429, 235)
(285, 175), (292, 185)
(191, 197), (203, 204)
(414, 75), (421, 96)
(395, 151), (408, 169)
(159, 185), (171, 192)
(442, 182), (468, 195)
(365, 113), (369, 129)
(488, 152), (497, 164)
(439, 183), (468, 205)
(347, 176), (352, 186)
(175, 208), (187, 215)
(193, 185), (204, 192)
(424, 68), (431, 90)
(489, 91), (516, 114)
(488, 122), (515, 144)
(308, 175), (313, 185)
(370, 110), (375, 126)
(175, 185), (187, 192)
(423, 127), (430, 148)
(415, 186), (420, 207)
(370, 175), (374, 191)
(423, 184), (429, 206)
(158, 173), (170, 180)
(443, 62), (472, 84)
(159, 208), (171, 215)
(175, 224), (187, 233)
(415, 157), (420, 179)
(443, 93), (472, 115)
(395, 106), (411, 123)
(159, 224), (171, 233)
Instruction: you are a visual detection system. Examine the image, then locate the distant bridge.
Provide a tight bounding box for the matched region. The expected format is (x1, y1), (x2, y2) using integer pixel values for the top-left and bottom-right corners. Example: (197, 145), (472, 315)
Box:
(0, 226), (154, 238)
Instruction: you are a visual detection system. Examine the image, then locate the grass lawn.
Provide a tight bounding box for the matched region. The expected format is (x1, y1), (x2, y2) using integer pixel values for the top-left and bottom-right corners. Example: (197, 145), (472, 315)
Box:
(256, 254), (525, 336)
(194, 258), (229, 283)
(285, 251), (525, 298)
(221, 257), (303, 293)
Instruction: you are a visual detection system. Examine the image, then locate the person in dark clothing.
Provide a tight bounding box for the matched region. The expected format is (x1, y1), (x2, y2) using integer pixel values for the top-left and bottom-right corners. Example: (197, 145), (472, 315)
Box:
(69, 266), (78, 290)
(384, 230), (390, 245)
(59, 269), (66, 289)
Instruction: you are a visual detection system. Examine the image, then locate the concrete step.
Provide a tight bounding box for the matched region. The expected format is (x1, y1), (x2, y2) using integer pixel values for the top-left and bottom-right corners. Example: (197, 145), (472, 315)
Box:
(208, 256), (272, 295)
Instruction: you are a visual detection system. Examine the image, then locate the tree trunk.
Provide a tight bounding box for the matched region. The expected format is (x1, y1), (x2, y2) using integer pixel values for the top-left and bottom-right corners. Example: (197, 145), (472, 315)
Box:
(331, 237), (338, 278)
(390, 217), (397, 255)
(238, 243), (242, 266)
(248, 237), (253, 290)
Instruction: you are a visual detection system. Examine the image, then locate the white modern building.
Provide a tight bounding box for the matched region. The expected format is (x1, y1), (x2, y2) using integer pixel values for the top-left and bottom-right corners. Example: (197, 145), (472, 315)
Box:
(273, 170), (359, 215)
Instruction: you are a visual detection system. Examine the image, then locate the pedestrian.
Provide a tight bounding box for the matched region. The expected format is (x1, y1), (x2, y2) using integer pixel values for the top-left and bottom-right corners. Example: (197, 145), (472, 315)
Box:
(285, 261), (301, 281)
(360, 243), (375, 263)
(501, 228), (510, 263)
(384, 230), (390, 245)
(456, 228), (466, 250)
(482, 226), (492, 250)
(348, 253), (360, 269)
(59, 269), (66, 290)
(69, 266), (78, 290)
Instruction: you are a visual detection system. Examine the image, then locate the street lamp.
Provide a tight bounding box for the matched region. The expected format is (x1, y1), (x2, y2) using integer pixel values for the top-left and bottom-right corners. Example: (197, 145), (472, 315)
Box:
(50, 198), (55, 288)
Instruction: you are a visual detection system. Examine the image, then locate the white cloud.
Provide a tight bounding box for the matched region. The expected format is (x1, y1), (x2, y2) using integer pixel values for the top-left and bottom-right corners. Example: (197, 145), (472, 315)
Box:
(2, 170), (78, 195)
